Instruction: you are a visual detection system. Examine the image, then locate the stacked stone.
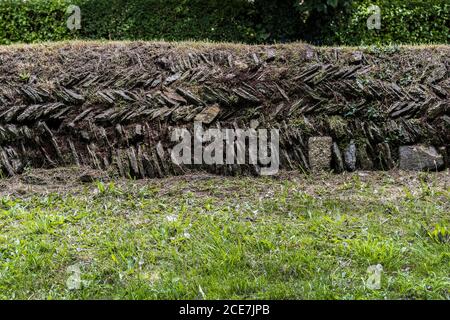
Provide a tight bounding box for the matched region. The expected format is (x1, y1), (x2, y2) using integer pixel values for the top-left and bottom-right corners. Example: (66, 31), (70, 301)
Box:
(0, 42), (447, 177)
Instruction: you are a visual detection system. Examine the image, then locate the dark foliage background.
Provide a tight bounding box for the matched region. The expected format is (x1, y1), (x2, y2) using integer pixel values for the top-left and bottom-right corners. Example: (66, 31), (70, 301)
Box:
(0, 0), (448, 45)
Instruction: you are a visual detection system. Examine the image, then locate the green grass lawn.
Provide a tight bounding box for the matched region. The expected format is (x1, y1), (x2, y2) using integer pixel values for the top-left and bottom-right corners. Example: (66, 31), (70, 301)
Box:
(0, 169), (448, 300)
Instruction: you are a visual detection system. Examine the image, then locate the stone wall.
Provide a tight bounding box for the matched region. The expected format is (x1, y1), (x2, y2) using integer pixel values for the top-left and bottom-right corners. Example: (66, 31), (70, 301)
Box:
(0, 42), (448, 177)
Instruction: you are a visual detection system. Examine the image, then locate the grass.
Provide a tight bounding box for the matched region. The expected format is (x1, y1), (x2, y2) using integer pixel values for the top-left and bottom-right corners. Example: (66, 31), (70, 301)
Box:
(0, 169), (448, 300)
(1, 39), (448, 53)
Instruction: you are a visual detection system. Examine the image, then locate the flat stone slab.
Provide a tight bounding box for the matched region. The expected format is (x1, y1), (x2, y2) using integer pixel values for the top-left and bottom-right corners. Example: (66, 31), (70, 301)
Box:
(344, 140), (357, 172)
(332, 142), (344, 173)
(308, 136), (333, 171)
(399, 145), (444, 171)
(194, 104), (221, 124)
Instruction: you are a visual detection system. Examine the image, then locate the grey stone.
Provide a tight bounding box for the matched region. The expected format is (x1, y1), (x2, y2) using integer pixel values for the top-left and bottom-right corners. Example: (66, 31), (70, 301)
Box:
(376, 142), (395, 170)
(80, 130), (90, 141)
(156, 142), (170, 174)
(63, 88), (85, 103)
(194, 104), (221, 124)
(135, 124), (143, 137)
(439, 146), (448, 169)
(251, 53), (260, 65)
(68, 139), (80, 166)
(426, 102), (446, 119)
(163, 90), (187, 105)
(344, 140), (357, 172)
(176, 88), (204, 106)
(0, 146), (15, 176)
(399, 145), (444, 171)
(332, 142), (344, 173)
(164, 72), (181, 85)
(308, 136), (333, 172)
(441, 115), (450, 126)
(357, 142), (374, 170)
(127, 147), (139, 176)
(233, 88), (260, 103)
(113, 90), (136, 102)
(184, 106), (203, 122)
(172, 105), (194, 121)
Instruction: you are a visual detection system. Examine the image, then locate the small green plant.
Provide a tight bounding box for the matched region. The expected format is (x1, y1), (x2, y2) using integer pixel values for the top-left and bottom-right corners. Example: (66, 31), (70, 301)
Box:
(19, 71), (31, 82)
(428, 224), (449, 244)
(96, 181), (116, 195)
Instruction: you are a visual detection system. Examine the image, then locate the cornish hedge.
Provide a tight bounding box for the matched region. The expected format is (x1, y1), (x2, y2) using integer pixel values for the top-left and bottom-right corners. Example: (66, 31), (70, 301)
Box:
(0, 0), (448, 45)
(0, 41), (448, 177)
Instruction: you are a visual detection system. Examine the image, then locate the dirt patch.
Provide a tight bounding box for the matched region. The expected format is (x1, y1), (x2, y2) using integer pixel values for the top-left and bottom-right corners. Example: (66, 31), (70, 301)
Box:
(1, 167), (448, 206)
(0, 166), (107, 196)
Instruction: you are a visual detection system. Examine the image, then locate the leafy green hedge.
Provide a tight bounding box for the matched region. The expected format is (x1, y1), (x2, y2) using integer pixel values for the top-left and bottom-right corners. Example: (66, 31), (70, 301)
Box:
(0, 0), (448, 45)
(0, 0), (74, 44)
(79, 0), (257, 43)
(0, 0), (303, 44)
(78, 0), (304, 43)
(324, 0), (450, 45)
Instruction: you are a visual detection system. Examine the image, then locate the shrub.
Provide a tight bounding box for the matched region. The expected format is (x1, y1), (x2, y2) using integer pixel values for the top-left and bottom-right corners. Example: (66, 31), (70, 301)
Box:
(0, 0), (448, 45)
(78, 0), (306, 43)
(322, 0), (450, 45)
(78, 0), (257, 43)
(0, 0), (75, 45)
